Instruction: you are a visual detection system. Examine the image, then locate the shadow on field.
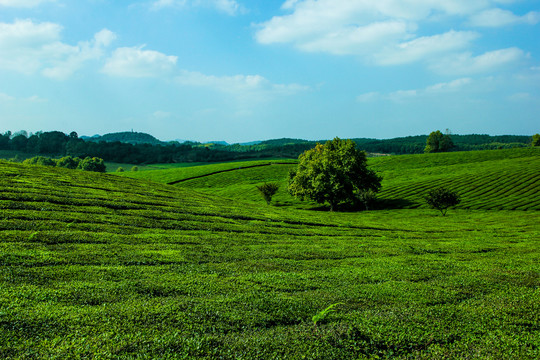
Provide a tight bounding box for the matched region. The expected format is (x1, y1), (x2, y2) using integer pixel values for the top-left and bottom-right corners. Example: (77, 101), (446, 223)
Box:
(377, 198), (417, 209)
(304, 198), (417, 212)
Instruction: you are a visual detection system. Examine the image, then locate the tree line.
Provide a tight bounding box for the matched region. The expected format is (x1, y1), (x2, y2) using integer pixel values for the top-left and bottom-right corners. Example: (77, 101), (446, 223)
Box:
(0, 130), (535, 165)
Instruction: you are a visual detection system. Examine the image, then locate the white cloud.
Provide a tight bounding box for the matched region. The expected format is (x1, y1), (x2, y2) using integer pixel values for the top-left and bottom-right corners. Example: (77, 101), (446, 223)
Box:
(255, 0), (487, 47)
(426, 77), (473, 92)
(508, 92), (532, 101)
(150, 0), (244, 15)
(374, 30), (479, 65)
(152, 110), (172, 119)
(0, 20), (115, 79)
(42, 29), (117, 80)
(255, 0), (533, 74)
(298, 21), (412, 56)
(0, 0), (54, 8)
(431, 47), (526, 75)
(469, 8), (540, 27)
(176, 70), (309, 98)
(356, 91), (380, 103)
(0, 92), (15, 101)
(102, 46), (178, 78)
(0, 92), (47, 102)
(388, 89), (418, 102)
(358, 77), (473, 103)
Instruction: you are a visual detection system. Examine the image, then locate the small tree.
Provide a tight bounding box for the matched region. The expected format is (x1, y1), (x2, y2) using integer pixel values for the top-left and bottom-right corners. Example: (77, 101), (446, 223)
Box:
(425, 130), (454, 153)
(425, 187), (460, 216)
(256, 182), (280, 205)
(532, 134), (540, 147)
(77, 157), (106, 173)
(288, 137), (382, 211)
(23, 156), (56, 167)
(357, 189), (377, 211)
(56, 156), (80, 169)
(116, 167), (125, 172)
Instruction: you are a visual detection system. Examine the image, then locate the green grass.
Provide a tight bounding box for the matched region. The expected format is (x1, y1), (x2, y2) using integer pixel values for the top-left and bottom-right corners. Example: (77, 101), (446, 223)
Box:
(118, 159), (296, 185)
(125, 147), (540, 211)
(0, 159), (539, 358)
(373, 148), (540, 210)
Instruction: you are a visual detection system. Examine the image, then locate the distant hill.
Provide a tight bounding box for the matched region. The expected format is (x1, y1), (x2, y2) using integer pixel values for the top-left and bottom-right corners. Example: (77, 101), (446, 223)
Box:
(86, 131), (164, 145)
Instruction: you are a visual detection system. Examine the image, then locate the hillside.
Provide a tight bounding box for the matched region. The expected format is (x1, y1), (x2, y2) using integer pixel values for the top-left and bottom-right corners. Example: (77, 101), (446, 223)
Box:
(122, 147), (540, 211)
(86, 131), (164, 145)
(1, 160), (539, 358)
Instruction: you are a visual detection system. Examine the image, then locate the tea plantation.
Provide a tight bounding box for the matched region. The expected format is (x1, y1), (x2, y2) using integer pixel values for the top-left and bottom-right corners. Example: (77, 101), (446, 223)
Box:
(1, 148), (539, 359)
(122, 147), (540, 210)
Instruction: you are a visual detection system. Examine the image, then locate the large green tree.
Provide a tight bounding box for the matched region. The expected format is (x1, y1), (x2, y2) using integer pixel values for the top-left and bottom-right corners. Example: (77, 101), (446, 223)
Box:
(288, 137), (382, 211)
(424, 130), (454, 153)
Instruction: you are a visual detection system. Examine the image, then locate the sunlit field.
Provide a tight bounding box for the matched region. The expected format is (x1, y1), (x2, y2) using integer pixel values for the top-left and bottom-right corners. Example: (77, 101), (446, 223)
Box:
(1, 148), (539, 358)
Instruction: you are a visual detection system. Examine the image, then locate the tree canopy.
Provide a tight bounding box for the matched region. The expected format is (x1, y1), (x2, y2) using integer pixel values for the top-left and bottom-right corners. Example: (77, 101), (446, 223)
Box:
(425, 187), (461, 216)
(288, 137), (382, 211)
(424, 130), (454, 153)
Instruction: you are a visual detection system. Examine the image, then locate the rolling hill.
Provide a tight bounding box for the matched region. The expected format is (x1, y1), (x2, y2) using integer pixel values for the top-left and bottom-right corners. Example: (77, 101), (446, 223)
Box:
(120, 147), (540, 211)
(0, 152), (539, 358)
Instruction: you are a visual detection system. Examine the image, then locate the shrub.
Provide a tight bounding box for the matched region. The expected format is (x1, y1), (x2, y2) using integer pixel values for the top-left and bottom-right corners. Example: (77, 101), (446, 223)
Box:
(116, 167), (125, 172)
(131, 166), (139, 172)
(425, 187), (460, 216)
(256, 182), (280, 205)
(56, 156), (80, 169)
(532, 134), (540, 147)
(22, 156), (57, 167)
(357, 189), (378, 211)
(77, 157), (106, 173)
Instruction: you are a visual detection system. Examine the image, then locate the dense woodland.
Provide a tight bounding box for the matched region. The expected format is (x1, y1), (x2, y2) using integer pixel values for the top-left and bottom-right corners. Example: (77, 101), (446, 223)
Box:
(0, 130), (533, 165)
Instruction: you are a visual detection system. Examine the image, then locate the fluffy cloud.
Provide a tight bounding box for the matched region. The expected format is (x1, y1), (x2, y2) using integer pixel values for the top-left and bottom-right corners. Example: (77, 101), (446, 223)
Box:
(374, 30), (479, 65)
(0, 20), (115, 79)
(0, 92), (15, 101)
(150, 0), (244, 15)
(0, 0), (54, 7)
(102, 46), (178, 78)
(176, 70), (309, 98)
(357, 77), (473, 102)
(425, 78), (473, 93)
(255, 0), (530, 73)
(430, 48), (526, 75)
(469, 8), (540, 27)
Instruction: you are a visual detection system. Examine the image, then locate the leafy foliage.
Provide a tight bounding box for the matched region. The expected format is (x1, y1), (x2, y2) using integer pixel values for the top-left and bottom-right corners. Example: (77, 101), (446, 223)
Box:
(424, 130), (454, 153)
(256, 182), (280, 205)
(22, 156), (57, 167)
(77, 157), (106, 172)
(532, 134), (540, 146)
(312, 303), (343, 326)
(56, 156), (80, 169)
(288, 138), (382, 211)
(425, 187), (461, 215)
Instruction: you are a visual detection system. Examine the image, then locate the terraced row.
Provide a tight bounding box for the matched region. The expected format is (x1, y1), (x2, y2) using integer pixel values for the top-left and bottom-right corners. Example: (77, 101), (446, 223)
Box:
(379, 155), (540, 210)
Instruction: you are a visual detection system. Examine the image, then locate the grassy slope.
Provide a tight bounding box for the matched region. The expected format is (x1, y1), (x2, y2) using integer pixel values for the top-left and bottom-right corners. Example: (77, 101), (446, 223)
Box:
(119, 159), (295, 184)
(372, 147), (540, 210)
(0, 160), (539, 358)
(128, 147), (540, 210)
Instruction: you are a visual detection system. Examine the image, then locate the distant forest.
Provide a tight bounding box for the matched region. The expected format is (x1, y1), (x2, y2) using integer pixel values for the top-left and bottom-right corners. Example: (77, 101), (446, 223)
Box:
(0, 130), (533, 165)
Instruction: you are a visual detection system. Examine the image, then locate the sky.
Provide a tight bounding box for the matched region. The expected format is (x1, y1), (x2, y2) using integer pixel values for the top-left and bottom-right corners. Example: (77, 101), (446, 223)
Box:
(0, 0), (539, 143)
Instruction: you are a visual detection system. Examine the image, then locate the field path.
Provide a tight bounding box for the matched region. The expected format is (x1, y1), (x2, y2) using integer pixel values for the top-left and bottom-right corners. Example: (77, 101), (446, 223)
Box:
(166, 162), (296, 185)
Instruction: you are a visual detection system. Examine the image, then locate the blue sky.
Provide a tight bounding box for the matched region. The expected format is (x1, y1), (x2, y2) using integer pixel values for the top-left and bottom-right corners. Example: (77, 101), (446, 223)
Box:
(0, 0), (538, 143)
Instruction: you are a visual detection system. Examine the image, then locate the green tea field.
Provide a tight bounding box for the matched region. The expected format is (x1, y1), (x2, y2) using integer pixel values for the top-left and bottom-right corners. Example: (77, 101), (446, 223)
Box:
(1, 148), (539, 359)
(122, 147), (540, 210)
